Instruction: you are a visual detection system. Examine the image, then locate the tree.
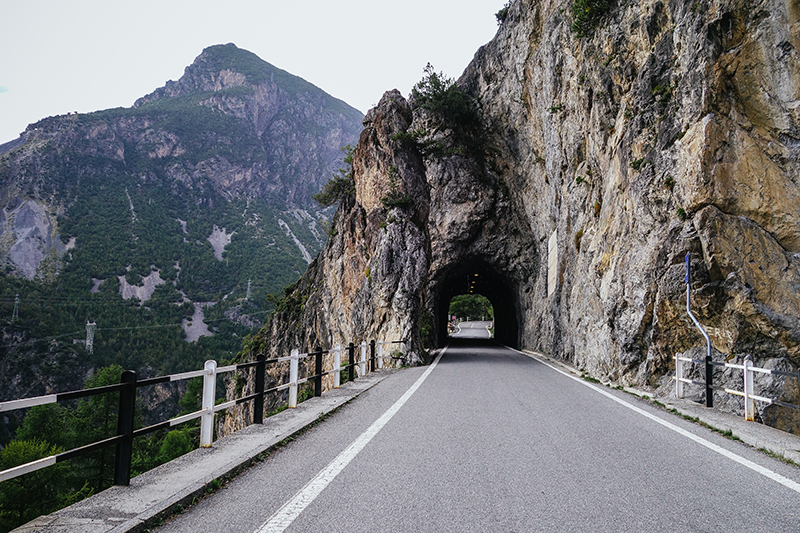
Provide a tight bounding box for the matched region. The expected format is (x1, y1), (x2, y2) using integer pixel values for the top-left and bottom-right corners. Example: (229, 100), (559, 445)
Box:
(449, 294), (493, 320)
(73, 366), (124, 491)
(157, 430), (193, 463)
(0, 440), (71, 531)
(312, 145), (355, 207)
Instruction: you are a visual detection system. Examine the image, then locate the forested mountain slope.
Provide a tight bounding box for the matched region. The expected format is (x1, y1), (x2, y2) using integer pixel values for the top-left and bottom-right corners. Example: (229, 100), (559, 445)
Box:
(0, 44), (363, 413)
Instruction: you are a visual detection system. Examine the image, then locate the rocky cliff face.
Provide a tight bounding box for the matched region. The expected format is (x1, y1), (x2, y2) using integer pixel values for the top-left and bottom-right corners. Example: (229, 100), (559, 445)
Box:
(225, 0), (800, 434)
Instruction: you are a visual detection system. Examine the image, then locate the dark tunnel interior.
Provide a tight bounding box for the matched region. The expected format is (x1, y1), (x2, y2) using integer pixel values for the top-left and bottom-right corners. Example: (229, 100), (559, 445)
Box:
(436, 257), (520, 348)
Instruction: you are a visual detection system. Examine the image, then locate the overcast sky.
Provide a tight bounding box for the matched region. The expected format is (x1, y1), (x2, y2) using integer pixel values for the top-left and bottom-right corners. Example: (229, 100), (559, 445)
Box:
(0, 1), (508, 143)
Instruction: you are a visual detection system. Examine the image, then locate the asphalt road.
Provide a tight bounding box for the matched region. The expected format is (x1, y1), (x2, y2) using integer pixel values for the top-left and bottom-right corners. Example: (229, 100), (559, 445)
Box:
(157, 340), (800, 532)
(451, 320), (492, 339)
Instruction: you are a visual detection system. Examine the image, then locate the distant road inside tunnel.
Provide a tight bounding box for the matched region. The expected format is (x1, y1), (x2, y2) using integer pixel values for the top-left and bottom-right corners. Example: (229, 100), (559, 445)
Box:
(451, 319), (492, 339)
(157, 342), (800, 533)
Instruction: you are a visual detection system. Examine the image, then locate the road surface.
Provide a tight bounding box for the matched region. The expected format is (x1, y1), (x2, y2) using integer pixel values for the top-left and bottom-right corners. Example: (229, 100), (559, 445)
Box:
(450, 320), (492, 339)
(156, 340), (800, 532)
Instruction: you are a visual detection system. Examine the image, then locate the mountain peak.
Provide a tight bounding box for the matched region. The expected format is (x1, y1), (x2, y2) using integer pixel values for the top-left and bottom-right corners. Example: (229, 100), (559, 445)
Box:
(134, 43), (321, 108)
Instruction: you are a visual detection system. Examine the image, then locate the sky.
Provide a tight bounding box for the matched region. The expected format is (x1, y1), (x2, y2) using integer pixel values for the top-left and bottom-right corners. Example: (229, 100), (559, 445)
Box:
(0, 0), (509, 144)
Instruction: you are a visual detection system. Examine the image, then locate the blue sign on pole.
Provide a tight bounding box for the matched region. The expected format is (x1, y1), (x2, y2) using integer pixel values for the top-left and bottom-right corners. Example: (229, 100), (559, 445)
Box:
(685, 252), (691, 284)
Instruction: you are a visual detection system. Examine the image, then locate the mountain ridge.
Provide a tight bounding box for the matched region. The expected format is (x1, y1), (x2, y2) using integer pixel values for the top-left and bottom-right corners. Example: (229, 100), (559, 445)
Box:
(0, 43), (363, 409)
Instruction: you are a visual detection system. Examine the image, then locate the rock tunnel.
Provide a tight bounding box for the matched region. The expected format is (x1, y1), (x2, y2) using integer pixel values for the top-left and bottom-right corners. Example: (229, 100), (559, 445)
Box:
(435, 257), (520, 348)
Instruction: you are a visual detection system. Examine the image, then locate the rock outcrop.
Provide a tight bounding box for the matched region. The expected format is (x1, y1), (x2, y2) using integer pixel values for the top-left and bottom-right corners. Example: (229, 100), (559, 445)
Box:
(226, 0), (800, 434)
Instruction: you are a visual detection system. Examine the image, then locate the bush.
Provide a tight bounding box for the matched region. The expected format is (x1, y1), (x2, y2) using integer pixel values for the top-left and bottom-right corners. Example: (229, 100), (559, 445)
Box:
(572, 0), (613, 38)
(313, 145), (355, 207)
(495, 2), (512, 24)
(410, 64), (485, 164)
(380, 166), (413, 210)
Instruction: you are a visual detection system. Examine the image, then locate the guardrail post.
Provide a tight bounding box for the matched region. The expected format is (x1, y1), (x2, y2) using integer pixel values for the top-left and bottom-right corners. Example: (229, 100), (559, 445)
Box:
(348, 343), (355, 382)
(675, 354), (683, 399)
(314, 346), (323, 397)
(685, 253), (713, 408)
(705, 353), (713, 408)
(289, 349), (299, 408)
(254, 354), (266, 424)
(114, 370), (137, 486)
(200, 360), (217, 447)
(359, 341), (367, 377)
(744, 357), (755, 421)
(333, 345), (342, 388)
(377, 340), (384, 370)
(370, 340), (376, 372)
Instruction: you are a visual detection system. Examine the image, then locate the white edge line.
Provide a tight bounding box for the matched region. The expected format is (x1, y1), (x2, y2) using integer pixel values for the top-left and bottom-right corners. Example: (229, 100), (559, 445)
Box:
(514, 348), (800, 495)
(255, 347), (448, 533)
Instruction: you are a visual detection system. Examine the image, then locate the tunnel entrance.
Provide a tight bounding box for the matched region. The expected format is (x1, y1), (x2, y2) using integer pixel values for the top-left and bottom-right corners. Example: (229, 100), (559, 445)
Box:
(435, 257), (520, 348)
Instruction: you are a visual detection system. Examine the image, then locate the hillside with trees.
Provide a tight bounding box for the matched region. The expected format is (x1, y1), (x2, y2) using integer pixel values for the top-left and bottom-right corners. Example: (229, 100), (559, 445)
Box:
(0, 43), (363, 429)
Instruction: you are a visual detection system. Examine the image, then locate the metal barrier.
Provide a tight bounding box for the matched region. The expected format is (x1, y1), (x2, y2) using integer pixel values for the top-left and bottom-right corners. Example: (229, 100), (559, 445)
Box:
(677, 252), (799, 420)
(0, 338), (405, 486)
(675, 354), (800, 421)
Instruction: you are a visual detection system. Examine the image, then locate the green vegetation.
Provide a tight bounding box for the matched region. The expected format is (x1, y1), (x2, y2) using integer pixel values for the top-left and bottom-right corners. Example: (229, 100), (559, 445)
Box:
(380, 166), (413, 209)
(663, 175), (675, 190)
(571, 0), (613, 37)
(495, 2), (512, 24)
(313, 145), (356, 207)
(630, 157), (647, 170)
(409, 64), (484, 163)
(0, 366), (203, 531)
(581, 373), (601, 384)
(677, 207), (688, 221)
(449, 294), (494, 320)
(652, 84), (674, 106)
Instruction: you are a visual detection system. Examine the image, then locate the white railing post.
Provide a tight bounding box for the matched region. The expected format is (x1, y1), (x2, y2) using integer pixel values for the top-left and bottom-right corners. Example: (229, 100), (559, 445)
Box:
(675, 354), (684, 399)
(377, 340), (384, 369)
(359, 341), (367, 377)
(333, 344), (342, 388)
(200, 360), (217, 447)
(744, 356), (755, 421)
(289, 349), (299, 408)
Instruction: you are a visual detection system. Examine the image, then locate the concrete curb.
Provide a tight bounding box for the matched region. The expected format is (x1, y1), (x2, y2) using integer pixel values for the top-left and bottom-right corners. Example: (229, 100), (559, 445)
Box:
(14, 371), (393, 533)
(521, 349), (800, 467)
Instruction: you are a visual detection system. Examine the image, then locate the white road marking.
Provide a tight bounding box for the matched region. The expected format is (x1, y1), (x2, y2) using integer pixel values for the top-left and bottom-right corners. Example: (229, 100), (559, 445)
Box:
(254, 348), (447, 533)
(517, 349), (800, 495)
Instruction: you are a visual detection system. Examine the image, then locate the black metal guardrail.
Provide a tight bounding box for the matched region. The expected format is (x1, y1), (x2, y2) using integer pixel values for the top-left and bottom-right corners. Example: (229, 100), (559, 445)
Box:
(0, 339), (405, 486)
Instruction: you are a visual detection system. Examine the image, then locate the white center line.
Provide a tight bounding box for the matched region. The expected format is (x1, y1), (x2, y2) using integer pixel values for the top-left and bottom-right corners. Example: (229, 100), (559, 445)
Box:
(516, 348), (800, 495)
(254, 348), (446, 533)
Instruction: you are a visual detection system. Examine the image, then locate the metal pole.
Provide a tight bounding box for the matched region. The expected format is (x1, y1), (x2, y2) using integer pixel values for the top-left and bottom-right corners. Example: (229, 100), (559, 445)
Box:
(254, 354), (266, 424)
(314, 346), (323, 397)
(289, 349), (299, 408)
(348, 343), (355, 382)
(359, 341), (367, 377)
(370, 340), (376, 372)
(377, 340), (384, 370)
(675, 354), (684, 399)
(200, 360), (217, 447)
(114, 370), (137, 486)
(333, 345), (341, 388)
(685, 253), (713, 408)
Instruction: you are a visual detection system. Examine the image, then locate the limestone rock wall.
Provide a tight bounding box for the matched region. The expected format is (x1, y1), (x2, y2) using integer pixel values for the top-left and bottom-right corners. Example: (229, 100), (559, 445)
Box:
(227, 0), (800, 434)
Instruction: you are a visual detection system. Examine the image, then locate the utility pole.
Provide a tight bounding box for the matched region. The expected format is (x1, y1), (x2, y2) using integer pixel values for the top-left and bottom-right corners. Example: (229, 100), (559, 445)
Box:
(247, 279), (251, 301)
(11, 293), (18, 321)
(86, 321), (97, 354)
